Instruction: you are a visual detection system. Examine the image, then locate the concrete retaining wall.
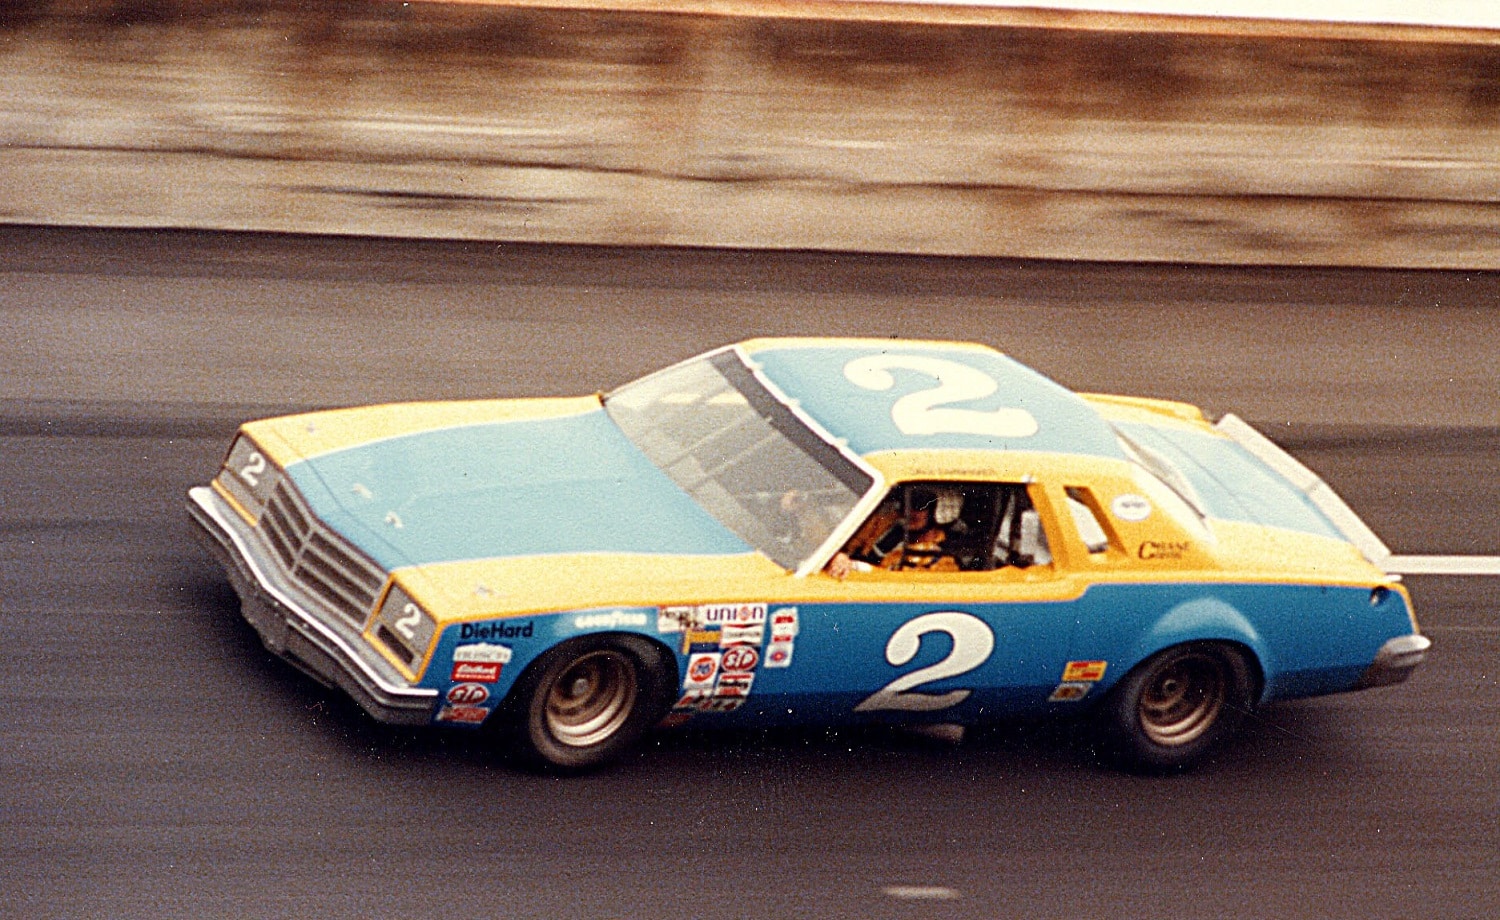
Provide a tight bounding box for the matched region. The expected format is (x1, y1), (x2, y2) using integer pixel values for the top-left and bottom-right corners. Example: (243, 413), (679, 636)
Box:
(3, 0), (1500, 266)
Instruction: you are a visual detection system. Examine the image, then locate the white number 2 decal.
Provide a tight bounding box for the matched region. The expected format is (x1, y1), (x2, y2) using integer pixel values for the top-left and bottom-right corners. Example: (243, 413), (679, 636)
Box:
(844, 354), (1039, 438)
(855, 611), (996, 712)
(238, 451), (268, 487)
(394, 602), (423, 640)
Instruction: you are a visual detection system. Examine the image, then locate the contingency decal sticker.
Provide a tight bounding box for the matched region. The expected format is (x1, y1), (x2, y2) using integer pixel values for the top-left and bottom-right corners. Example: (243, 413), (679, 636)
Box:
(1048, 682), (1093, 703)
(451, 642), (512, 683)
(1062, 660), (1107, 682)
(437, 682), (494, 724)
(1050, 660), (1108, 703)
(764, 606), (798, 669)
(666, 604), (798, 717)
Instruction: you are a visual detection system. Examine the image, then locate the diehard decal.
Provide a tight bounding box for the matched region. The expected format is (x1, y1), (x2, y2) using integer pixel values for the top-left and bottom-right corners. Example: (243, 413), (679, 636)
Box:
(1061, 660), (1107, 682)
(459, 620), (533, 641)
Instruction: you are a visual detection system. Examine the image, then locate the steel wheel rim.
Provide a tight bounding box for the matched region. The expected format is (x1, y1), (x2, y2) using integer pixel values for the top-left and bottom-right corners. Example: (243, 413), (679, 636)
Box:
(1137, 652), (1226, 747)
(545, 651), (637, 748)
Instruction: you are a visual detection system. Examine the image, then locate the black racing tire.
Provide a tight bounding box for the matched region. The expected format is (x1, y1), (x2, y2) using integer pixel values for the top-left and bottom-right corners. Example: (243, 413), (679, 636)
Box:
(504, 634), (675, 772)
(1097, 642), (1256, 773)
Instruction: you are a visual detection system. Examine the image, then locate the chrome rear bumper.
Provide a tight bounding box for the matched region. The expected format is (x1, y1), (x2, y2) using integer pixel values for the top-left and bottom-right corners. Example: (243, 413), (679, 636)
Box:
(1355, 634), (1433, 690)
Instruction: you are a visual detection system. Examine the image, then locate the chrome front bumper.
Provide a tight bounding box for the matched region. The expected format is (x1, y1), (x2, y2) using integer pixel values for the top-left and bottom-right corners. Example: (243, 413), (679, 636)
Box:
(1355, 634), (1433, 690)
(188, 485), (438, 725)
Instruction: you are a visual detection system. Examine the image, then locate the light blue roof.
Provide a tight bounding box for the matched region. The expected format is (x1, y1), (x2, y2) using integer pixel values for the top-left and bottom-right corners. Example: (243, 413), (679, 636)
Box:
(746, 341), (1124, 460)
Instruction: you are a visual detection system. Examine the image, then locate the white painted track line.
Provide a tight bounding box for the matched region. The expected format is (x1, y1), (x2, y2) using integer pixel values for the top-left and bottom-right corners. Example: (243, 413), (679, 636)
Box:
(1384, 555), (1500, 576)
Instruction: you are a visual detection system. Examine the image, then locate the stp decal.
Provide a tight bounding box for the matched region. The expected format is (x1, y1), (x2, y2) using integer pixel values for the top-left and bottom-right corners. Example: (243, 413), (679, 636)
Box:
(721, 644), (760, 673)
(446, 683), (491, 706)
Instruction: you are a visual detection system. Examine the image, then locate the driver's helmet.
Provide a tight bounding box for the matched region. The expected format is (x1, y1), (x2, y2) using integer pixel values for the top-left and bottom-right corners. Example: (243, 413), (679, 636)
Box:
(933, 488), (964, 525)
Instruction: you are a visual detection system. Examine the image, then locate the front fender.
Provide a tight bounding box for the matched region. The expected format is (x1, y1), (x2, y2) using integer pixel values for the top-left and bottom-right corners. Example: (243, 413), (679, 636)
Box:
(425, 607), (670, 726)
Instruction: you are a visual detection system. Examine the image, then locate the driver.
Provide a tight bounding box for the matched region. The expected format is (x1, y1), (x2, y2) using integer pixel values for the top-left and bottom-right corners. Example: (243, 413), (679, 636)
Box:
(826, 487), (962, 578)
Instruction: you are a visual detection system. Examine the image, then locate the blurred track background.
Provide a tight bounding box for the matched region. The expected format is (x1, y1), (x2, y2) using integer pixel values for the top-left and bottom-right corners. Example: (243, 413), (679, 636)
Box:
(1, 227), (1497, 918)
(1, 0), (1498, 916)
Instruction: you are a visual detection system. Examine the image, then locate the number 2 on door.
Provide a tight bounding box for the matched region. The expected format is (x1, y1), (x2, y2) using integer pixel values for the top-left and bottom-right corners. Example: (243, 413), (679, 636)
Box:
(855, 611), (995, 712)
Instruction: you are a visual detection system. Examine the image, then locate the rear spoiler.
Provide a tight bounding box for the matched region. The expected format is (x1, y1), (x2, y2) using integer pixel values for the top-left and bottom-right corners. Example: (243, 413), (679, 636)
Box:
(1213, 414), (1392, 568)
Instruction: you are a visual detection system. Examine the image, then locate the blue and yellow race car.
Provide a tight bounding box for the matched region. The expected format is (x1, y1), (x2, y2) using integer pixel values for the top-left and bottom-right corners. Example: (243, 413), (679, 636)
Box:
(189, 338), (1429, 771)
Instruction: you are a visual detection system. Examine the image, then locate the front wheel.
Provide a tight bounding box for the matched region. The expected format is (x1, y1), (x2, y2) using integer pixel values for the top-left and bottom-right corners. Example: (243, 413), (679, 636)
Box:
(506, 635), (674, 772)
(1098, 642), (1255, 772)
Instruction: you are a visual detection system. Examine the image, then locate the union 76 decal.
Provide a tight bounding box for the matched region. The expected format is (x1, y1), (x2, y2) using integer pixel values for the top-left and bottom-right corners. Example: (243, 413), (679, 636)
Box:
(854, 611), (995, 713)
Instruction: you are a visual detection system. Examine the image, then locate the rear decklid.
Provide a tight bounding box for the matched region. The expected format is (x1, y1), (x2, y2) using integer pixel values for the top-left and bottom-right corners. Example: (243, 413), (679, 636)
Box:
(1112, 411), (1390, 568)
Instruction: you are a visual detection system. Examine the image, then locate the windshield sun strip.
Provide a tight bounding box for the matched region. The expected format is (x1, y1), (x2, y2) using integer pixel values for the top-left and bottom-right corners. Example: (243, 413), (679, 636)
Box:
(605, 345), (882, 573)
(713, 350), (876, 497)
(730, 346), (886, 575)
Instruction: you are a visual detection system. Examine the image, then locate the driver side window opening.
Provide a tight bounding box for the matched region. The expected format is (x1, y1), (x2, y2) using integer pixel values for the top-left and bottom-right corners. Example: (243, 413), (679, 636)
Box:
(832, 481), (1052, 574)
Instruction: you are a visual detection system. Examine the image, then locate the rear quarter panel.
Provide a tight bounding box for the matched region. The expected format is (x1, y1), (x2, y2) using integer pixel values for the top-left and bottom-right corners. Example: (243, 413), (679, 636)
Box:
(1068, 580), (1417, 703)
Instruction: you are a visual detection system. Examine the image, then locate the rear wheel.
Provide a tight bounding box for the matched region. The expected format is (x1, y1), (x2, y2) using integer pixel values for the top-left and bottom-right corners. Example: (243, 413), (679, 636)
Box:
(1099, 642), (1255, 772)
(507, 635), (674, 772)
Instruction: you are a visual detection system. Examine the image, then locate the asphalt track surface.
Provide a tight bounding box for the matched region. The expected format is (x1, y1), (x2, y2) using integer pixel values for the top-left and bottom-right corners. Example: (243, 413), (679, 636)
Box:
(1, 227), (1497, 919)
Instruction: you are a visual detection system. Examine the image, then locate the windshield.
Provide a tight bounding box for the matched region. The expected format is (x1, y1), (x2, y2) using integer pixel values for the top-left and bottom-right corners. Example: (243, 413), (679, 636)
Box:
(605, 349), (874, 570)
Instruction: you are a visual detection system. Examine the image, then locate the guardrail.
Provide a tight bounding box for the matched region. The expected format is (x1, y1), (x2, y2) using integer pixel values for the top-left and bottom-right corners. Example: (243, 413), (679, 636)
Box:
(2, 0), (1499, 266)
